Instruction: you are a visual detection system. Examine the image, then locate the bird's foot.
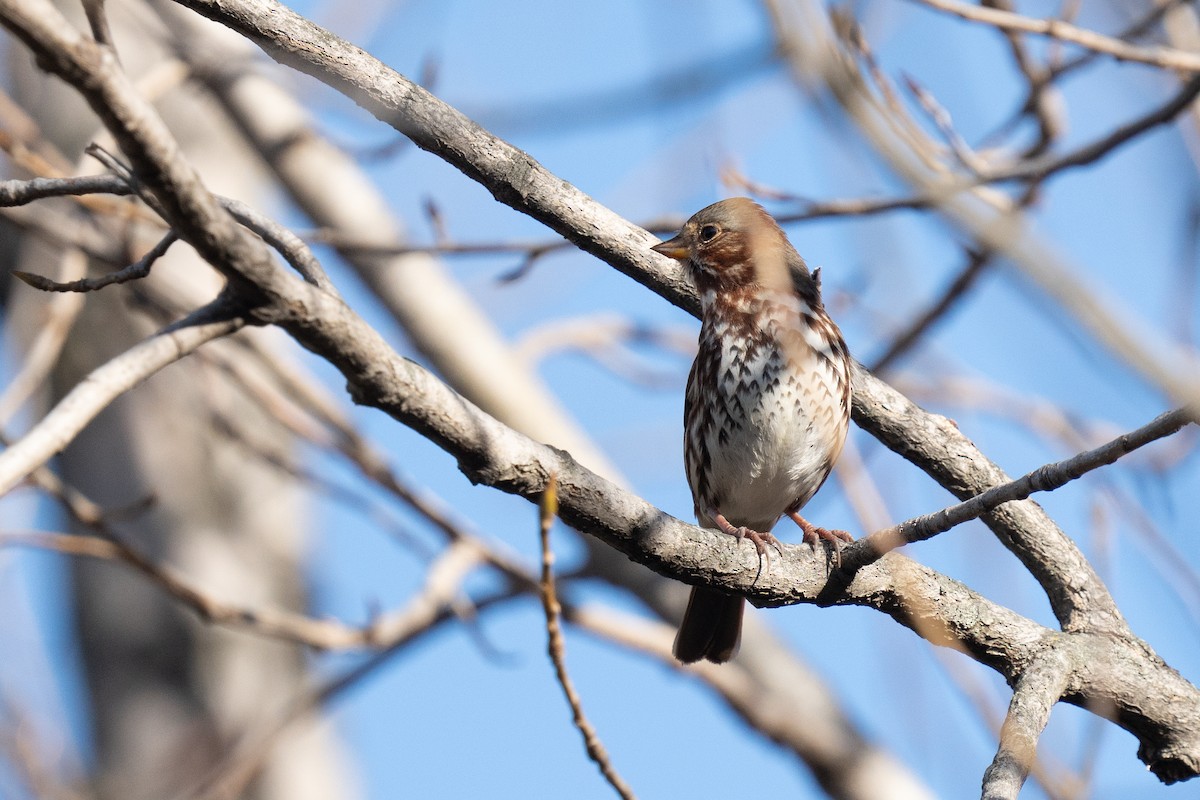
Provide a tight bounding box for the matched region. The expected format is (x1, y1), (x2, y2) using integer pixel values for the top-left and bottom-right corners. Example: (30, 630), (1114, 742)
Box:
(789, 512), (853, 567)
(709, 510), (782, 583)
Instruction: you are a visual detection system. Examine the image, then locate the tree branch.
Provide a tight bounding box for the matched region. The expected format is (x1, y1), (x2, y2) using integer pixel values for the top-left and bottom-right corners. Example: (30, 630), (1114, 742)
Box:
(0, 294), (245, 495)
(846, 407), (1192, 566)
(909, 0), (1200, 72)
(166, 0), (1129, 639)
(981, 650), (1072, 799)
(168, 0), (698, 315)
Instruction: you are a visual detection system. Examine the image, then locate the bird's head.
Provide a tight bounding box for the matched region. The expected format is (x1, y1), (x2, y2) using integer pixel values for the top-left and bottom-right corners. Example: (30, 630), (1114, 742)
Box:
(651, 197), (807, 296)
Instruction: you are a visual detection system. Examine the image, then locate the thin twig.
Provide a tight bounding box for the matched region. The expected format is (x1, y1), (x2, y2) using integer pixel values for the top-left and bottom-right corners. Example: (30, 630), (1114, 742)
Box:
(909, 0), (1200, 72)
(13, 230), (177, 291)
(846, 407), (1192, 567)
(219, 196), (339, 295)
(197, 329), (540, 580)
(85, 144), (340, 294)
(303, 190), (933, 267)
(904, 73), (987, 174)
(538, 476), (636, 800)
(982, 0), (1062, 158)
(0, 167), (339, 295)
(0, 524), (426, 650)
(178, 541), (492, 800)
(869, 248), (993, 372)
(990, 74), (1200, 182)
(721, 163), (933, 221)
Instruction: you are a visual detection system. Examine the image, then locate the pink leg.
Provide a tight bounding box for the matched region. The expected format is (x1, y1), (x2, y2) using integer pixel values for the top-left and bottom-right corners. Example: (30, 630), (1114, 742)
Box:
(789, 512), (853, 566)
(706, 508), (783, 582)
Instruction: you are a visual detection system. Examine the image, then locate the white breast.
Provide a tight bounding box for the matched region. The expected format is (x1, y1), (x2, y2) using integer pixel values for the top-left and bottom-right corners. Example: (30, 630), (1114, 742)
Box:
(699, 292), (846, 531)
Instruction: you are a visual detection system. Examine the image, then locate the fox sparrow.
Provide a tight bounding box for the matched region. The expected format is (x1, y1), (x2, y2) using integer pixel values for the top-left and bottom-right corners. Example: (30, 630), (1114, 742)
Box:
(652, 198), (853, 664)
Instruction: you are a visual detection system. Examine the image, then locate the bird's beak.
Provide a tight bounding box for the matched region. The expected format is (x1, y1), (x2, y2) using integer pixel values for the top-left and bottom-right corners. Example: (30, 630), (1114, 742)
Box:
(651, 234), (690, 261)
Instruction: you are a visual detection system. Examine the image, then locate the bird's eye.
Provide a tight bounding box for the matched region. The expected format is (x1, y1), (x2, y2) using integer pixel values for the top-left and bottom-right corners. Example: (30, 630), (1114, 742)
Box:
(698, 224), (719, 242)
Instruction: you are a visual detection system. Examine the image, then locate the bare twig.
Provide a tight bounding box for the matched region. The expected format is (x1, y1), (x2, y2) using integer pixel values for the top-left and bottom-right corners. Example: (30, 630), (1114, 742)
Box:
(13, 230), (177, 291)
(538, 476), (636, 800)
(847, 407), (1192, 566)
(218, 195), (338, 295)
(868, 248), (992, 373)
(0, 295), (246, 496)
(0, 167), (338, 294)
(180, 540), (490, 800)
(300, 185), (932, 265)
(992, 74), (1200, 182)
(1, 527), (444, 650)
(904, 73), (987, 173)
(85, 144), (339, 294)
(10, 448), (465, 651)
(909, 0), (1200, 72)
(981, 0), (1063, 158)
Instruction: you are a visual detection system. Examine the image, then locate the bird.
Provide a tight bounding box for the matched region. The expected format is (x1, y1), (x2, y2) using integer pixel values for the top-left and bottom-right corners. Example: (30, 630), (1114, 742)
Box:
(651, 197), (853, 664)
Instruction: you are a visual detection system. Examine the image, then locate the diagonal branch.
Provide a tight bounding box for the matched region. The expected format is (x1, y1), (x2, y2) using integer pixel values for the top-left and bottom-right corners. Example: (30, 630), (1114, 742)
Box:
(847, 361), (1124, 633)
(0, 294), (245, 495)
(168, 0), (698, 315)
(244, 261), (1200, 781)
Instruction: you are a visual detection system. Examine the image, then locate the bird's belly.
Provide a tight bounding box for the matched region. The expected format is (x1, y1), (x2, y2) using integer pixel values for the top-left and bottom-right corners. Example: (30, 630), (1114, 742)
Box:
(703, 380), (837, 531)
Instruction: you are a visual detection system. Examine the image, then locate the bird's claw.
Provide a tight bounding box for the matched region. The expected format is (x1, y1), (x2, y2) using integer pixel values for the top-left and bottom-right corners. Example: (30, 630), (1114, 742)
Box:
(732, 526), (784, 557)
(790, 512), (853, 569)
(730, 526), (783, 584)
(709, 511), (782, 584)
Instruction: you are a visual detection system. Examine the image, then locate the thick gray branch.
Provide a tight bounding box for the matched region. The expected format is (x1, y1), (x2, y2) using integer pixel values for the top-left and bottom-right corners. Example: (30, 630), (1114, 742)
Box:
(846, 363), (1125, 634)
